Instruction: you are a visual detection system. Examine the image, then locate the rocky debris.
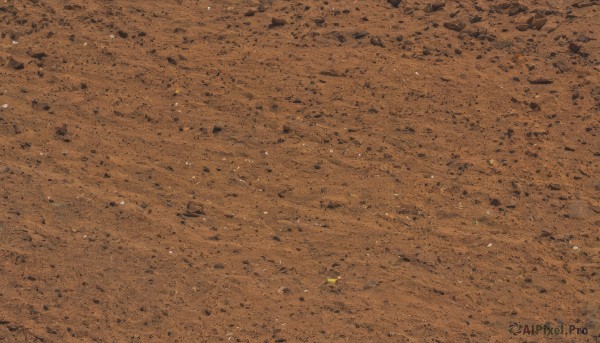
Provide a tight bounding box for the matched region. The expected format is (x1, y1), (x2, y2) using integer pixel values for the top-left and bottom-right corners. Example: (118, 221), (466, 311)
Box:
(1, 0), (598, 341)
(183, 201), (204, 217)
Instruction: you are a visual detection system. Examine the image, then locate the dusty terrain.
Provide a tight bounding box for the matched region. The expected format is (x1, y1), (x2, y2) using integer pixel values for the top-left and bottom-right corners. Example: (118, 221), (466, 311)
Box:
(1, 0), (599, 341)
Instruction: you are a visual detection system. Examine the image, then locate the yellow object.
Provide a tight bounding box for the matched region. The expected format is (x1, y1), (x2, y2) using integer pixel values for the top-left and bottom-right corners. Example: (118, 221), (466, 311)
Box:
(327, 278), (338, 284)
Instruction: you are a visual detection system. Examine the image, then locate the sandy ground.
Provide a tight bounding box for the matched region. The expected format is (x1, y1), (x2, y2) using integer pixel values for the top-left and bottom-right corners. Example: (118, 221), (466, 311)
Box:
(1, 0), (599, 341)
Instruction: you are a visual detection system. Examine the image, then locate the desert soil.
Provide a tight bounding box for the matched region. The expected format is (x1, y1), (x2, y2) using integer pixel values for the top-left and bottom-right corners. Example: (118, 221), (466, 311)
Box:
(1, 0), (599, 342)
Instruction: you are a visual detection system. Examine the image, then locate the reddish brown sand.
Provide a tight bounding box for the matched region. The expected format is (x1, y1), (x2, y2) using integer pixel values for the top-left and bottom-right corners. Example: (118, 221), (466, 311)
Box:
(1, 0), (599, 342)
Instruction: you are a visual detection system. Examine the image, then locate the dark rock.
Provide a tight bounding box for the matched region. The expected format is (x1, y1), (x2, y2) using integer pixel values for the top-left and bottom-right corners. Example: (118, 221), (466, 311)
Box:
(370, 36), (385, 47)
(117, 30), (128, 38)
(269, 18), (287, 28)
(32, 100), (50, 111)
(471, 15), (483, 23)
(529, 16), (547, 30)
(184, 201), (205, 217)
(425, 2), (445, 12)
(245, 9), (256, 16)
(324, 201), (342, 209)
(30, 52), (47, 60)
(63, 4), (83, 10)
(352, 31), (369, 39)
(388, 0), (402, 8)
(528, 78), (553, 85)
(212, 125), (223, 134)
(55, 125), (68, 136)
(572, 2), (597, 8)
(568, 42), (582, 53)
(443, 21), (465, 32)
(508, 3), (528, 16)
(319, 70), (341, 77)
(8, 57), (24, 70)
